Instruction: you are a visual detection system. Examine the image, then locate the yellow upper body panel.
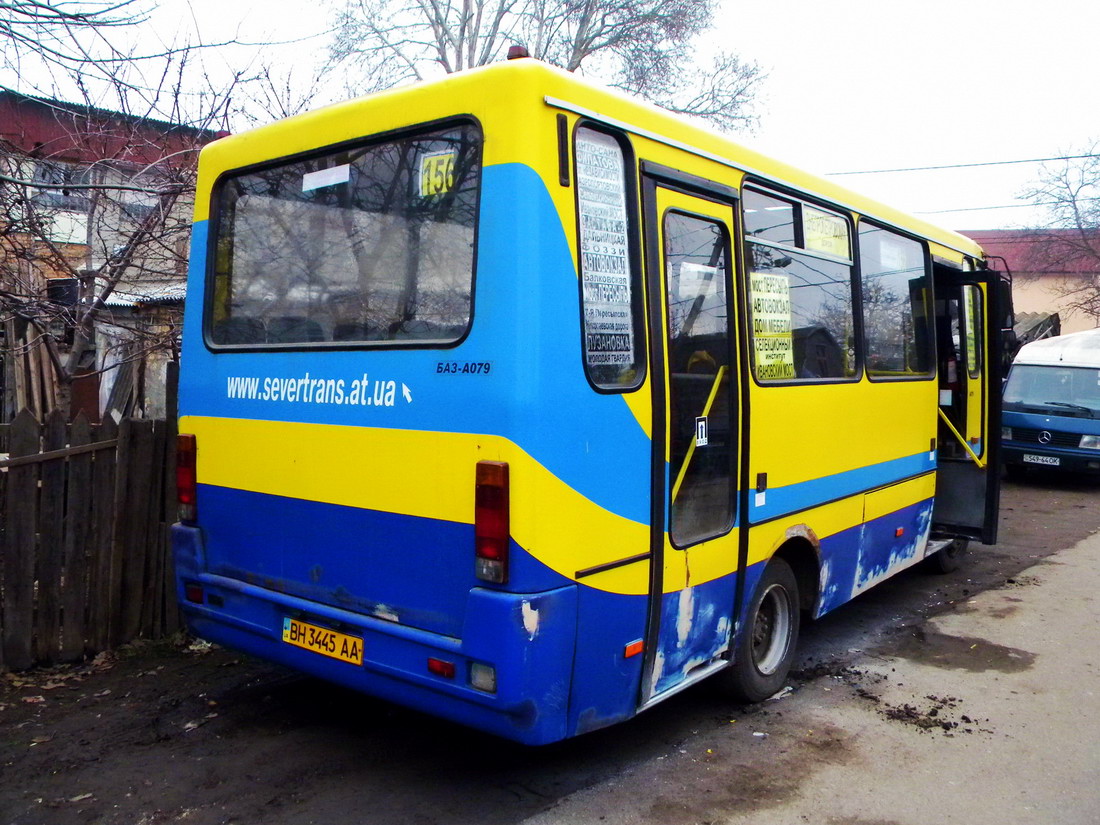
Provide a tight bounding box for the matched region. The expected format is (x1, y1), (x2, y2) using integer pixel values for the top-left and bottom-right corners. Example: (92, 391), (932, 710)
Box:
(193, 60), (984, 267)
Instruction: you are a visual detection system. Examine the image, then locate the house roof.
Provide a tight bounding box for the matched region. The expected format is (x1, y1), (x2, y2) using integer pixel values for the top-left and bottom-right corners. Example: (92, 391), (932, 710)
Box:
(959, 229), (1100, 276)
(0, 87), (222, 165)
(104, 281), (186, 307)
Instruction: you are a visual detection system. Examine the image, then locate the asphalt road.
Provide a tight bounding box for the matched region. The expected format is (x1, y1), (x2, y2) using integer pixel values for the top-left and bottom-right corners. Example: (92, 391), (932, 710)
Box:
(2, 472), (1098, 825)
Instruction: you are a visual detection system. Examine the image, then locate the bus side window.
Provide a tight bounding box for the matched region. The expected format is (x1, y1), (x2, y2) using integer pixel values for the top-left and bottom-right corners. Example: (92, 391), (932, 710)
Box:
(962, 284), (983, 379)
(743, 189), (856, 382)
(857, 223), (933, 378)
(574, 126), (644, 391)
(663, 211), (734, 546)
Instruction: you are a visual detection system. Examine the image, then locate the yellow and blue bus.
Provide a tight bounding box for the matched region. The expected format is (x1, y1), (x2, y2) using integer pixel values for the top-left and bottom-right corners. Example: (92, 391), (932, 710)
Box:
(172, 57), (1009, 745)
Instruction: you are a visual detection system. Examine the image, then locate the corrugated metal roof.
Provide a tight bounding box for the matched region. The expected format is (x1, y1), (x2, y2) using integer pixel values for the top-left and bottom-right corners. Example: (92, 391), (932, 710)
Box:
(104, 281), (186, 306)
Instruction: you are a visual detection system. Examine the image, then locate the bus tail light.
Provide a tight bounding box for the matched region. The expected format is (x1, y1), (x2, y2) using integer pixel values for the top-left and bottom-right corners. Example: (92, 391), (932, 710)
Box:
(475, 461), (509, 583)
(177, 434), (198, 524)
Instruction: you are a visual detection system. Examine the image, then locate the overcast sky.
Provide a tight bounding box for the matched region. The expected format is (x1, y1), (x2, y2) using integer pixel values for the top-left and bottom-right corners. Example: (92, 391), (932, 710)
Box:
(724, 0), (1100, 232)
(153, 0), (1100, 232)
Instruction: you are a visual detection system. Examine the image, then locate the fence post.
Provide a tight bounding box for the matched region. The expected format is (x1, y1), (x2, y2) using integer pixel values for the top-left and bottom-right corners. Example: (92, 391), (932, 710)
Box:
(34, 409), (67, 664)
(139, 420), (167, 637)
(2, 409), (40, 671)
(115, 419), (155, 646)
(88, 416), (118, 653)
(61, 413), (94, 662)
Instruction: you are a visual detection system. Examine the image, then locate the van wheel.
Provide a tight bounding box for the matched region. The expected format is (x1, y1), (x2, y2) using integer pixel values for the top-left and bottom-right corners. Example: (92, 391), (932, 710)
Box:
(926, 538), (966, 574)
(720, 558), (800, 703)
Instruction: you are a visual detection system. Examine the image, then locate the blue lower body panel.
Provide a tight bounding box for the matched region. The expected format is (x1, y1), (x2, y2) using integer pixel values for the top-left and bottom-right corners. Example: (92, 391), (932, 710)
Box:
(816, 497), (934, 617)
(173, 524), (578, 745)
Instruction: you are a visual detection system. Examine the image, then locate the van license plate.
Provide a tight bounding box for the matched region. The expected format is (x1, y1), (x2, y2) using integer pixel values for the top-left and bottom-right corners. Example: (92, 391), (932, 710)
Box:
(282, 618), (363, 665)
(1023, 454), (1060, 466)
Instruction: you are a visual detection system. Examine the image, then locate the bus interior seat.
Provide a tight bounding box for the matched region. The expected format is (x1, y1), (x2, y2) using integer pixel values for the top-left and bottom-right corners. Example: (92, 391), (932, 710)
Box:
(332, 322), (372, 341)
(267, 316), (324, 343)
(390, 320), (462, 340)
(213, 317), (265, 344)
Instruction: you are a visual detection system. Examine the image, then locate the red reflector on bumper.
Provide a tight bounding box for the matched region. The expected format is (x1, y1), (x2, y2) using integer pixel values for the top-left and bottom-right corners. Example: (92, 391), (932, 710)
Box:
(427, 658), (456, 679)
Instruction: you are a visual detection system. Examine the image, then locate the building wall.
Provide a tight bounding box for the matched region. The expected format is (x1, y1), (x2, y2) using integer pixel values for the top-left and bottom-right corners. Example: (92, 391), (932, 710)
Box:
(1011, 272), (1099, 334)
(1, 89), (206, 420)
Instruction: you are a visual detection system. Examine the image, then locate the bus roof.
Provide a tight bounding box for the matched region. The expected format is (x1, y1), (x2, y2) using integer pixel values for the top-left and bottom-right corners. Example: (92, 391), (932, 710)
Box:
(1014, 328), (1100, 368)
(198, 59), (984, 261)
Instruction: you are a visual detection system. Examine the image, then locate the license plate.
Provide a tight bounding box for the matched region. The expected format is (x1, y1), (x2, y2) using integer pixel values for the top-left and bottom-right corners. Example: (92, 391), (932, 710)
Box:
(282, 618), (363, 665)
(1023, 454), (1060, 466)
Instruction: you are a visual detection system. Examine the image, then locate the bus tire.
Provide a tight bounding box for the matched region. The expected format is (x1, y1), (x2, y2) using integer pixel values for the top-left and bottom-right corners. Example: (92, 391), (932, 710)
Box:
(925, 538), (966, 574)
(721, 557), (800, 703)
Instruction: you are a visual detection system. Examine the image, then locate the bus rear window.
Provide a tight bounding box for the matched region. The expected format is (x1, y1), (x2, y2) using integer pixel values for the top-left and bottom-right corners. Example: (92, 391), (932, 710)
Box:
(208, 123), (481, 347)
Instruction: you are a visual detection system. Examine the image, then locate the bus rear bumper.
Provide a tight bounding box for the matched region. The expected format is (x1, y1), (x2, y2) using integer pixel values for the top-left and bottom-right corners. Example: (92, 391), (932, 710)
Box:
(173, 528), (578, 745)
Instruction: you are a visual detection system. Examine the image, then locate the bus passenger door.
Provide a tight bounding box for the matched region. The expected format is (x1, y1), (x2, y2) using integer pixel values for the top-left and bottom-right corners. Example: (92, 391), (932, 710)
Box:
(638, 171), (743, 706)
(932, 267), (1006, 544)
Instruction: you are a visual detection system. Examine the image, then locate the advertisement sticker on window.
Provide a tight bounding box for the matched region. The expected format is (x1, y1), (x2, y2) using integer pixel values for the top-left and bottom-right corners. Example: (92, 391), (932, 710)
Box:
(576, 131), (634, 372)
(804, 206), (849, 258)
(750, 272), (795, 380)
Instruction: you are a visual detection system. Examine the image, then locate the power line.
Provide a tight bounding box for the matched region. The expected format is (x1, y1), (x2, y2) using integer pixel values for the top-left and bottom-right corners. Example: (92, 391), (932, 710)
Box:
(917, 203), (1037, 215)
(917, 196), (1100, 215)
(827, 153), (1100, 177)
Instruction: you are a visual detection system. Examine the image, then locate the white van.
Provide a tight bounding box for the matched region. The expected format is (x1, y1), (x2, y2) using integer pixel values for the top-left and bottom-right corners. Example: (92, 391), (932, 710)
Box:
(1002, 328), (1100, 475)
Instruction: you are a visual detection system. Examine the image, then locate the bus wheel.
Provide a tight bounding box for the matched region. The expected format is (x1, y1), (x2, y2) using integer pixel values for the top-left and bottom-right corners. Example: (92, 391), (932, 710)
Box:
(926, 538), (967, 574)
(722, 558), (800, 703)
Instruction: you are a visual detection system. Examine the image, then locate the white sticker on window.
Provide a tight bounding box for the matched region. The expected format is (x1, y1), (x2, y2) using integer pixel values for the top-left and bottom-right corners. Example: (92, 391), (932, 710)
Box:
(695, 416), (709, 447)
(576, 130), (633, 372)
(678, 262), (719, 301)
(302, 164), (350, 192)
(879, 235), (909, 274)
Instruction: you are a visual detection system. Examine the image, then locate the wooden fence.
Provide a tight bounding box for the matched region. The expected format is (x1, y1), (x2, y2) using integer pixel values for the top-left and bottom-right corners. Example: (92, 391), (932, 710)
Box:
(0, 408), (179, 671)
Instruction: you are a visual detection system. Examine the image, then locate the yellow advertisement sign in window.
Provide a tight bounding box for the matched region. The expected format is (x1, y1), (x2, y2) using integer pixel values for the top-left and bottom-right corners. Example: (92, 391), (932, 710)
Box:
(804, 206), (849, 258)
(750, 272), (795, 380)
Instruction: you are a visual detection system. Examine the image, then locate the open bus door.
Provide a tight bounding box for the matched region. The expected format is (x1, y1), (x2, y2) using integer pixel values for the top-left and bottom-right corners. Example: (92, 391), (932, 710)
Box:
(932, 262), (1011, 544)
(638, 165), (744, 706)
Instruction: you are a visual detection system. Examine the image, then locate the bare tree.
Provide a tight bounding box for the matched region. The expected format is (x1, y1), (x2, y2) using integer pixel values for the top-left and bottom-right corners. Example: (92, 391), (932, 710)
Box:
(0, 4), (245, 420)
(1019, 143), (1100, 323)
(329, 0), (763, 132)
(0, 82), (232, 419)
(1, 0), (147, 73)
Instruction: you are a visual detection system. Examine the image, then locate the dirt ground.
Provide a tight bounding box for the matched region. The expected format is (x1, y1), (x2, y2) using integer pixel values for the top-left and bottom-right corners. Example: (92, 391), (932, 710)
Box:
(3, 471), (1099, 825)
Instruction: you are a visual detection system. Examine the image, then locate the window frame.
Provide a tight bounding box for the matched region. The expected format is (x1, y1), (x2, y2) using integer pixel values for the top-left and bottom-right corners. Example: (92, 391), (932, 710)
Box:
(961, 283), (984, 380)
(31, 160), (92, 213)
(571, 120), (647, 394)
(660, 206), (737, 549)
(856, 218), (936, 383)
(742, 182), (861, 387)
(202, 115), (484, 353)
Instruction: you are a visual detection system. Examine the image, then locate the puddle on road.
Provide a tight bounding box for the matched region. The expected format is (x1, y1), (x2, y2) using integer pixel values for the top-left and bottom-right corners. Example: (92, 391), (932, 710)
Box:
(885, 626), (1037, 673)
